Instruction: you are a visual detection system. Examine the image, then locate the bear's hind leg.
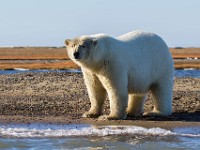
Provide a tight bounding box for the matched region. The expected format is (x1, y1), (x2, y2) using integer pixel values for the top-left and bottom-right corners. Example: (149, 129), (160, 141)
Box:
(145, 78), (173, 116)
(127, 94), (146, 116)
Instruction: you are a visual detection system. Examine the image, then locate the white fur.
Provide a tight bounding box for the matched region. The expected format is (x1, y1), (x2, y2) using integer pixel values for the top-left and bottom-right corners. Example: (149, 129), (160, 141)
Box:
(65, 30), (174, 120)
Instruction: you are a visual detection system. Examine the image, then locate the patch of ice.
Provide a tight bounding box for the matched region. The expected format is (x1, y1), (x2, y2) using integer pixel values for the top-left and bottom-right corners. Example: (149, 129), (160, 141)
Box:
(14, 68), (29, 71)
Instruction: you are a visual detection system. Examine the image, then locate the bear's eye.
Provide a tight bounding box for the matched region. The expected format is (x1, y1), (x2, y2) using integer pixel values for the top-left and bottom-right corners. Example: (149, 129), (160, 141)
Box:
(82, 45), (86, 48)
(71, 45), (75, 48)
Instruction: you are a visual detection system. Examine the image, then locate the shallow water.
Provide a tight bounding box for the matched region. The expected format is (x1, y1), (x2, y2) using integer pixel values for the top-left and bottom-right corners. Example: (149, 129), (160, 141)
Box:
(0, 69), (199, 78)
(0, 124), (200, 150)
(0, 69), (82, 75)
(175, 69), (200, 78)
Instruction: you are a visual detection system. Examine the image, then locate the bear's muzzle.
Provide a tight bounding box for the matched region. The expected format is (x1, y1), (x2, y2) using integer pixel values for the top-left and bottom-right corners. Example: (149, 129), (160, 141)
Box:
(73, 52), (80, 59)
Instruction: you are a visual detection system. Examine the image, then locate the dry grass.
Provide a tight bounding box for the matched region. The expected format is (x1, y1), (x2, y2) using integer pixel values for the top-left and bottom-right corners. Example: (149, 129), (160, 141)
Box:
(0, 47), (200, 69)
(1, 47), (200, 60)
(170, 48), (200, 59)
(174, 60), (200, 69)
(0, 47), (68, 60)
(174, 64), (200, 69)
(0, 61), (79, 70)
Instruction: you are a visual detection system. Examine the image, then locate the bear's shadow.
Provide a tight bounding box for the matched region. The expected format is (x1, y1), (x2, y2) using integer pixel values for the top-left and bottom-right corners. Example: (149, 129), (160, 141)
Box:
(127, 111), (200, 122)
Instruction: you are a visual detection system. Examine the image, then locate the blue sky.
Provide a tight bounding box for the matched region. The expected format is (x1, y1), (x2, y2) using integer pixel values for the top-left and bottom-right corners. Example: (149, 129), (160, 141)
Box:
(0, 0), (200, 47)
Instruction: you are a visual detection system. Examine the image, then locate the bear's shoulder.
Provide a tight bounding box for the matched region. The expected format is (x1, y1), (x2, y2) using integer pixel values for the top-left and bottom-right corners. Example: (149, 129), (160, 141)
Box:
(90, 33), (109, 39)
(118, 30), (156, 41)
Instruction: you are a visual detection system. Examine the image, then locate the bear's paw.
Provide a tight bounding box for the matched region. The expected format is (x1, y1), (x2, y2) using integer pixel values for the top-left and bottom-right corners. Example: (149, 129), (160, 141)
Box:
(143, 111), (171, 116)
(98, 114), (127, 121)
(82, 111), (101, 118)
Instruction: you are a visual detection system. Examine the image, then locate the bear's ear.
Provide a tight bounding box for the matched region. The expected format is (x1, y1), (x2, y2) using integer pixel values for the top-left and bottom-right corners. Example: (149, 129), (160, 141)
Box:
(92, 39), (98, 47)
(65, 39), (71, 46)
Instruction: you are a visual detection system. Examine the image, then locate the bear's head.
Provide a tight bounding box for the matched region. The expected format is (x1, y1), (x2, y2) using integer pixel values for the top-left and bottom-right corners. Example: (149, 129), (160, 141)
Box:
(65, 36), (100, 66)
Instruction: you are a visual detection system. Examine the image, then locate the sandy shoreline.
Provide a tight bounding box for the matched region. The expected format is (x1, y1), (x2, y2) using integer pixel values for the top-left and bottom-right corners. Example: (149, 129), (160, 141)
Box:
(0, 72), (200, 129)
(1, 115), (200, 130)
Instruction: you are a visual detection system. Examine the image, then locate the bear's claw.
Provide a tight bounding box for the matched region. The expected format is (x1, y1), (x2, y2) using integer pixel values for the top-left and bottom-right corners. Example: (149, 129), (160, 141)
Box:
(98, 114), (126, 121)
(82, 112), (101, 118)
(143, 111), (171, 116)
(127, 112), (143, 117)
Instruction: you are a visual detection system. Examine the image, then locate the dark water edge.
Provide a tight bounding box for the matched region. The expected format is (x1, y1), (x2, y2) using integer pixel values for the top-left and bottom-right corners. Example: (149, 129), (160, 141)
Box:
(0, 69), (199, 78)
(0, 136), (195, 150)
(174, 69), (200, 78)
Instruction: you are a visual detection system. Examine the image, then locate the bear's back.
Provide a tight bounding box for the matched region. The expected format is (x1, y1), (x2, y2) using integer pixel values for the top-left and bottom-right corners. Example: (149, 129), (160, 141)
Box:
(118, 30), (165, 45)
(117, 31), (173, 86)
(117, 30), (170, 60)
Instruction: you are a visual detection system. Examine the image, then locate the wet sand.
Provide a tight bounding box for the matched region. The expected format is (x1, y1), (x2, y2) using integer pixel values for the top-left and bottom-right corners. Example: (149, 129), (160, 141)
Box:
(0, 72), (200, 129)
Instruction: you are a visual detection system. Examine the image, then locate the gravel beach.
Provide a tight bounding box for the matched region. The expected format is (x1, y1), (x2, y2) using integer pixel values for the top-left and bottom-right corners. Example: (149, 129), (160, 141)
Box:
(0, 72), (200, 128)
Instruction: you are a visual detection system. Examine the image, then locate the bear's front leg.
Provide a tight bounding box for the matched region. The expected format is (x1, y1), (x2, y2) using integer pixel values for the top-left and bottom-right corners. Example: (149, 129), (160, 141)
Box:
(97, 74), (128, 120)
(82, 70), (106, 118)
(98, 92), (128, 120)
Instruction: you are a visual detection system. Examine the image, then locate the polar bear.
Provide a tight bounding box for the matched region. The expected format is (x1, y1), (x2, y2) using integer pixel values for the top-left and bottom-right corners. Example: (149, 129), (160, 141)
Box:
(65, 30), (174, 120)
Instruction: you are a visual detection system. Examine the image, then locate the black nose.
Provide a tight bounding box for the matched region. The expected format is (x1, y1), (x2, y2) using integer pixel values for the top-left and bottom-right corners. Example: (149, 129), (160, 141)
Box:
(73, 52), (80, 59)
